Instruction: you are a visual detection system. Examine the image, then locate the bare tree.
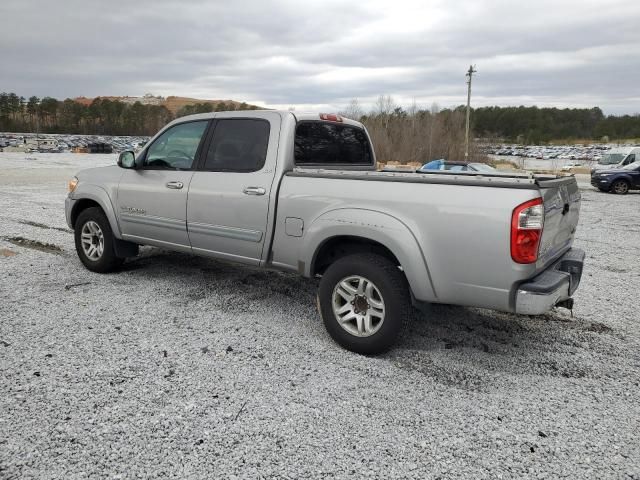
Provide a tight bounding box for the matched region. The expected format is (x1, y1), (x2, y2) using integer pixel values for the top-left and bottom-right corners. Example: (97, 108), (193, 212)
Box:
(341, 99), (364, 120)
(359, 97), (484, 166)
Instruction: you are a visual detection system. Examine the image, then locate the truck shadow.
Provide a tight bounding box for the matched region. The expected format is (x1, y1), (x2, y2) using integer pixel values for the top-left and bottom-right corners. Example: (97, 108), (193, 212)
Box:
(387, 302), (623, 392)
(120, 249), (619, 392)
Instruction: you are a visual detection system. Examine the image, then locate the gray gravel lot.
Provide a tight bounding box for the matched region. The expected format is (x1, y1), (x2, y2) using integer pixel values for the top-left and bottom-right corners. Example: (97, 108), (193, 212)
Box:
(1, 153), (639, 479)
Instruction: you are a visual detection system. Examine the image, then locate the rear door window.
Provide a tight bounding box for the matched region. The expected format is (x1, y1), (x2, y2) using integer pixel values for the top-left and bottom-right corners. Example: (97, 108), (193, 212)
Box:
(202, 119), (270, 172)
(295, 122), (372, 166)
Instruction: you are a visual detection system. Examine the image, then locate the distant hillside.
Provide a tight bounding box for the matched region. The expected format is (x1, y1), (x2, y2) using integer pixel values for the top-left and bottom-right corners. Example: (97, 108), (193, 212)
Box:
(72, 94), (258, 113)
(163, 96), (254, 114)
(0, 91), (263, 136)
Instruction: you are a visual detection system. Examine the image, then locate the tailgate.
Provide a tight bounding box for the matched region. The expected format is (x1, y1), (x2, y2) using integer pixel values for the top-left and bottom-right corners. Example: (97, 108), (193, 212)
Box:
(536, 176), (581, 268)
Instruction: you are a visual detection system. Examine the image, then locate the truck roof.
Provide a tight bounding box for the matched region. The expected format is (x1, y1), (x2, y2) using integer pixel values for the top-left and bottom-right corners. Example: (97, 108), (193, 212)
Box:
(169, 110), (365, 129)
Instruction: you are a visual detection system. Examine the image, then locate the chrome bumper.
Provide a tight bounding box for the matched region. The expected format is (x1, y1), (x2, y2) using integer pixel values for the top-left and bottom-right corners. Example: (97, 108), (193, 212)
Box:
(515, 248), (585, 315)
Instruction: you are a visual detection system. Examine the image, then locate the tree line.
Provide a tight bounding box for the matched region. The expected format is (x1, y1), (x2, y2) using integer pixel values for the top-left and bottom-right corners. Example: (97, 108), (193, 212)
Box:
(175, 101), (258, 118)
(341, 98), (640, 164)
(342, 97), (483, 164)
(2, 90), (638, 157)
(0, 92), (259, 136)
(471, 105), (640, 143)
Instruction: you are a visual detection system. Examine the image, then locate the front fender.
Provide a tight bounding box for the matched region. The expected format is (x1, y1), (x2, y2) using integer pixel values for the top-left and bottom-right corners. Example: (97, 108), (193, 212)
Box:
(617, 174), (634, 184)
(302, 208), (437, 302)
(68, 184), (122, 238)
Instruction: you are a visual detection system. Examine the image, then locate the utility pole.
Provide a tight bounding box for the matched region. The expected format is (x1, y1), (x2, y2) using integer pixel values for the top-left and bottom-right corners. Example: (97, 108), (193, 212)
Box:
(36, 112), (40, 151)
(464, 65), (477, 160)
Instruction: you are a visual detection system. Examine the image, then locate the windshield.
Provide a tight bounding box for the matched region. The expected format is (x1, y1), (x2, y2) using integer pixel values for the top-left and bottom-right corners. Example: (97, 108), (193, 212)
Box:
(599, 153), (625, 165)
(621, 161), (640, 170)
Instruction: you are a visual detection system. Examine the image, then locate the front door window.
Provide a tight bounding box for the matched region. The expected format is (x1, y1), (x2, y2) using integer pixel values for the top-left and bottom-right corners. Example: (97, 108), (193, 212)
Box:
(144, 121), (208, 170)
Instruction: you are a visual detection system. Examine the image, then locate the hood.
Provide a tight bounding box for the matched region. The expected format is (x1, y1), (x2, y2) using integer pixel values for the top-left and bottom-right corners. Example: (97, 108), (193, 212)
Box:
(592, 167), (626, 175)
(76, 165), (122, 183)
(592, 163), (620, 171)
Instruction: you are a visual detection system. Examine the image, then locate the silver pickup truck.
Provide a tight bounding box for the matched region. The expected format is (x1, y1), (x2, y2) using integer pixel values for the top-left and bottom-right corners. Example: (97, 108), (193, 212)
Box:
(65, 110), (584, 354)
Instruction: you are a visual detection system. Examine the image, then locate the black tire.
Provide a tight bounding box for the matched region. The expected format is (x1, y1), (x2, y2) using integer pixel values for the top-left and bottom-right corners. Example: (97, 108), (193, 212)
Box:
(318, 253), (410, 354)
(611, 180), (629, 195)
(74, 207), (124, 273)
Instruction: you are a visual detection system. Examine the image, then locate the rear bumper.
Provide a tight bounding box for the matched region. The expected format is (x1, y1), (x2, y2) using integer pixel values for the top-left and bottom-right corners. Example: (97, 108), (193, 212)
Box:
(515, 248), (585, 315)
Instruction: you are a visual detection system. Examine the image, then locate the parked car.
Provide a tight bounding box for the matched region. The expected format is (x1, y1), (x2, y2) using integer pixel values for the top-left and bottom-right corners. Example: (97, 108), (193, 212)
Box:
(561, 161), (583, 171)
(65, 110), (584, 354)
(591, 147), (640, 173)
(416, 160), (496, 172)
(591, 161), (640, 194)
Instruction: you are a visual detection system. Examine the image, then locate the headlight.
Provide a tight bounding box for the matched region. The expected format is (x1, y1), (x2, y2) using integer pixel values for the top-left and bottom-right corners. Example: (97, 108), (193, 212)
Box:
(600, 174), (611, 177)
(68, 176), (79, 193)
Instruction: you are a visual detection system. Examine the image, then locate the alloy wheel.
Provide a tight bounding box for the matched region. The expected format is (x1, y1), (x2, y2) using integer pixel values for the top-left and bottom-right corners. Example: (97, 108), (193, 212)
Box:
(80, 220), (104, 260)
(332, 275), (386, 337)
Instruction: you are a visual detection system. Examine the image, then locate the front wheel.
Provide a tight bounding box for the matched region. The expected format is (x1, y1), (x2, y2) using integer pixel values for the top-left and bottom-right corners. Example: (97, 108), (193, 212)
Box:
(74, 207), (124, 273)
(611, 180), (629, 195)
(317, 253), (410, 354)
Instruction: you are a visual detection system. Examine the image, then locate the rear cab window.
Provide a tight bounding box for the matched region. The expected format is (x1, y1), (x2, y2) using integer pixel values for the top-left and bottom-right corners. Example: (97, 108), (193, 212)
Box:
(295, 122), (373, 167)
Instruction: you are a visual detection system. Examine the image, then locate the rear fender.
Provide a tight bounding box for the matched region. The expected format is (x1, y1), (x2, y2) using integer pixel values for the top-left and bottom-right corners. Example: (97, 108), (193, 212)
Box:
(303, 208), (436, 302)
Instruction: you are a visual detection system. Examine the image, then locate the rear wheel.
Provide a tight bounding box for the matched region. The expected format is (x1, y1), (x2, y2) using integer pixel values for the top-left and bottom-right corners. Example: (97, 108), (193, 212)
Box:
(611, 180), (629, 195)
(318, 253), (410, 354)
(74, 207), (124, 273)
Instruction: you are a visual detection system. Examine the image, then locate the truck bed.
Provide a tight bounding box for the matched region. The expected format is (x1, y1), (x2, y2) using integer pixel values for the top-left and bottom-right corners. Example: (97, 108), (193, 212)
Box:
(287, 167), (575, 190)
(272, 168), (580, 313)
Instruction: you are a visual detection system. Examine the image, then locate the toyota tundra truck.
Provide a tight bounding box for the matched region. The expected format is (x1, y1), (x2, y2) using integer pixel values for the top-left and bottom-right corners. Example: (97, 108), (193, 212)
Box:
(65, 110), (584, 354)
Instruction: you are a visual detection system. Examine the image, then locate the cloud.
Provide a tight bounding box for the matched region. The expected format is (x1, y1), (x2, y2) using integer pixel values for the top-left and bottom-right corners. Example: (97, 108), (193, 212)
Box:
(1, 0), (638, 114)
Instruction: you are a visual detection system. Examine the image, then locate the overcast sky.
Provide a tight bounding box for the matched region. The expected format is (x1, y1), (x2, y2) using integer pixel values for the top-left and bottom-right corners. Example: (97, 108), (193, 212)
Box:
(1, 0), (639, 114)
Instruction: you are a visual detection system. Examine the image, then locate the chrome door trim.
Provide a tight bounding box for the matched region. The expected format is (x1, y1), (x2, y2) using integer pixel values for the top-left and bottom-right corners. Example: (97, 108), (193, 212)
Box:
(188, 222), (263, 243)
(119, 213), (186, 231)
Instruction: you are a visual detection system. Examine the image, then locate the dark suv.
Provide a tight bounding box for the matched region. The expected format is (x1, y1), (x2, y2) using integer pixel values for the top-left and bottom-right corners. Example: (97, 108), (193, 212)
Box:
(591, 161), (640, 194)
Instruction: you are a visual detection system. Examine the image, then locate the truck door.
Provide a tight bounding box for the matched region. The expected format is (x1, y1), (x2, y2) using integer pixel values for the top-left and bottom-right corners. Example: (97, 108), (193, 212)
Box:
(186, 113), (280, 265)
(116, 120), (210, 248)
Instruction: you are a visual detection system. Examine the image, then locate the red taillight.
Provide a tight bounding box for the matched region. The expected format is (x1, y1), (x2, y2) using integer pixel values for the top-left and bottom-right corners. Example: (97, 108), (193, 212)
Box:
(511, 197), (544, 264)
(319, 113), (343, 122)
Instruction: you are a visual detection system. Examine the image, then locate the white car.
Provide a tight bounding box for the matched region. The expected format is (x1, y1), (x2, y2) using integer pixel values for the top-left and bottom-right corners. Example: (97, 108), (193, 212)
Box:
(562, 161), (582, 171)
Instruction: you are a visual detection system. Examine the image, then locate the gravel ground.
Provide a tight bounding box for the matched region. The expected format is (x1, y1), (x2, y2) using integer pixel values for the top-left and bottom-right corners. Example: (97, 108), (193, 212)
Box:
(1, 153), (639, 479)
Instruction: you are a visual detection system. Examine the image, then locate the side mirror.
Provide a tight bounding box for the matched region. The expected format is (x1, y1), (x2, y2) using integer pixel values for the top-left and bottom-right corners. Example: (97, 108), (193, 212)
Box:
(118, 151), (136, 169)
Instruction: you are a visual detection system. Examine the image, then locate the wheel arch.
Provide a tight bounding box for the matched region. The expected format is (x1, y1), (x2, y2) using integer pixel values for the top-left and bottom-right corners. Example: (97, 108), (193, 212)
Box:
(312, 235), (401, 275)
(69, 185), (121, 237)
(611, 176), (631, 193)
(303, 208), (437, 302)
(70, 199), (102, 228)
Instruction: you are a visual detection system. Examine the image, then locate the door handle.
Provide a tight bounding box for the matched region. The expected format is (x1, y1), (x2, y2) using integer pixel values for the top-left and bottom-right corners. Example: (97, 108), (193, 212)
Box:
(243, 187), (266, 196)
(166, 181), (184, 189)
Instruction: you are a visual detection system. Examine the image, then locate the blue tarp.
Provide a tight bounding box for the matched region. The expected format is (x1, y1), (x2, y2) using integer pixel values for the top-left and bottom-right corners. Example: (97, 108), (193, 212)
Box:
(419, 159), (445, 171)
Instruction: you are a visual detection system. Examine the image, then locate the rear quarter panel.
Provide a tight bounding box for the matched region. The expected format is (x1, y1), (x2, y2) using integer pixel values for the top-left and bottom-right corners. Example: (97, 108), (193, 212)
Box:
(272, 175), (543, 311)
